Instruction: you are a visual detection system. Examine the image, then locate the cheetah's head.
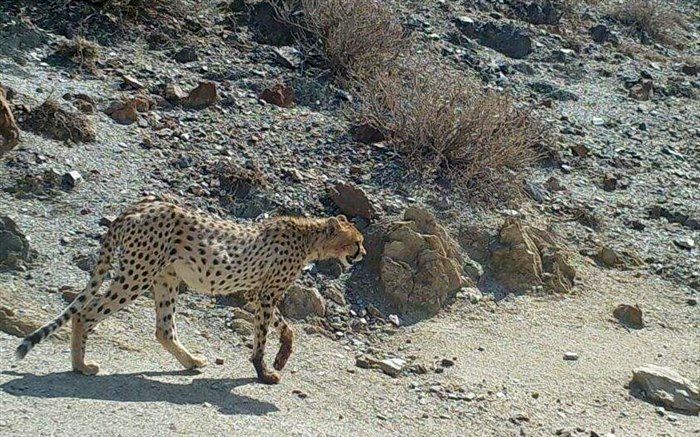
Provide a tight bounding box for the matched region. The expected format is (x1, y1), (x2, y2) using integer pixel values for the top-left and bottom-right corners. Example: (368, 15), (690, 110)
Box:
(319, 215), (366, 270)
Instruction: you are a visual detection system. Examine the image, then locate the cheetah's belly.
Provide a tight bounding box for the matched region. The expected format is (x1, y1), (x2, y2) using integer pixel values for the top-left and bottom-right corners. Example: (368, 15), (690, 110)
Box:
(171, 259), (260, 296)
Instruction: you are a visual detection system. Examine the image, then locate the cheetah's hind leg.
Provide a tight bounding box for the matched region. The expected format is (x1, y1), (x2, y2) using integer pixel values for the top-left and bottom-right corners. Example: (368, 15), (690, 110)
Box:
(71, 314), (100, 375)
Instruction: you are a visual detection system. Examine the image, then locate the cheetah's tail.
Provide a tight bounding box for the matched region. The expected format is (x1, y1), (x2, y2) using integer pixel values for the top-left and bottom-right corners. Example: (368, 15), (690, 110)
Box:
(15, 222), (120, 360)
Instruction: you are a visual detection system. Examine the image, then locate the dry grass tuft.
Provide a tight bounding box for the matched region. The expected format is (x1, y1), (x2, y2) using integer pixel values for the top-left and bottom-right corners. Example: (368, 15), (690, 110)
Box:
(355, 62), (547, 199)
(276, 0), (410, 83)
(608, 0), (683, 44)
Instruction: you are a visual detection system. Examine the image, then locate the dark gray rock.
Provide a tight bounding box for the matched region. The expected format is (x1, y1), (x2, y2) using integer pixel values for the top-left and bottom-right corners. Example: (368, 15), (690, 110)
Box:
(454, 16), (478, 38)
(250, 2), (297, 46)
(73, 251), (98, 272)
(589, 24), (617, 44)
(272, 46), (302, 69)
(61, 171), (83, 190)
(173, 46), (199, 63)
(514, 1), (561, 25)
(478, 22), (532, 59)
(681, 63), (699, 76)
(530, 81), (579, 101)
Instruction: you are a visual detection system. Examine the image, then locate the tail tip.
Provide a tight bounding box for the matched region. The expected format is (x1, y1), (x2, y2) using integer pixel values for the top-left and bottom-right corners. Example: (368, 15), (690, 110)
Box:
(15, 342), (29, 360)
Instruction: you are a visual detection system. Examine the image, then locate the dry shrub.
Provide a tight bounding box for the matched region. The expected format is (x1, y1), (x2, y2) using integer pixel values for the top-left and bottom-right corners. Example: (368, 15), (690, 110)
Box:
(56, 37), (100, 72)
(277, 0), (410, 82)
(608, 0), (682, 44)
(356, 63), (547, 199)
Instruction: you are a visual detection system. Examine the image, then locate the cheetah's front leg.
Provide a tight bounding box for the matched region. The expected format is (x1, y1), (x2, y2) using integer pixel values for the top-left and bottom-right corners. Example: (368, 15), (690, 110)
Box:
(154, 268), (207, 370)
(251, 297), (280, 384)
(272, 308), (294, 371)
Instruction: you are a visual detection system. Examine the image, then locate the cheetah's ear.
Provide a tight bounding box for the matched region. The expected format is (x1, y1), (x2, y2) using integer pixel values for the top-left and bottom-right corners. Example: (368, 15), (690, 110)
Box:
(336, 215), (348, 222)
(327, 217), (341, 234)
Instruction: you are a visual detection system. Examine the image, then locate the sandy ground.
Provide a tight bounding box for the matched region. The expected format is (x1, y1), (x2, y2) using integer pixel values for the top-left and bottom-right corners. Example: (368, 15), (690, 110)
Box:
(1, 265), (698, 437)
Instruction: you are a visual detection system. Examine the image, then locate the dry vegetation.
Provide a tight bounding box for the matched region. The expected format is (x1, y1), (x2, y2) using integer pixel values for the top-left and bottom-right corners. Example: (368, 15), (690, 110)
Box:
(276, 0), (410, 83)
(356, 62), (546, 197)
(283, 0), (546, 199)
(608, 0), (683, 44)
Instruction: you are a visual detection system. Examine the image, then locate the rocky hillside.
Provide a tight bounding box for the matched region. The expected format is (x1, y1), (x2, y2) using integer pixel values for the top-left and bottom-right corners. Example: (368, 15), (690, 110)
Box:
(0, 0), (698, 435)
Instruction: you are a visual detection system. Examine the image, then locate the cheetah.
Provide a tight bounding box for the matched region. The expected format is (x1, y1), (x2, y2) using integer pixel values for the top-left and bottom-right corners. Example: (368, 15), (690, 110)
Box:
(16, 197), (366, 384)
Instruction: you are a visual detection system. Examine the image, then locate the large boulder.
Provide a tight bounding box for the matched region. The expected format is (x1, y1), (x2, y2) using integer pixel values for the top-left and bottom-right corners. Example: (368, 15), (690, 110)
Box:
(377, 207), (469, 316)
(631, 365), (699, 414)
(489, 218), (575, 294)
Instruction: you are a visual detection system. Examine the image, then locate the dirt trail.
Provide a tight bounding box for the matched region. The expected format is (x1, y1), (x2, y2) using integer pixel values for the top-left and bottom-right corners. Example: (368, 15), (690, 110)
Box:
(1, 265), (697, 436)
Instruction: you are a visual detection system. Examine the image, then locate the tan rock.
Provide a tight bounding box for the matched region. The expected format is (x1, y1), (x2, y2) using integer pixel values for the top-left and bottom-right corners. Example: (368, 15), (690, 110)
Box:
(328, 183), (376, 220)
(613, 303), (644, 329)
(183, 81), (218, 108)
(165, 83), (188, 103)
(0, 85), (20, 155)
(629, 79), (653, 101)
(230, 318), (253, 336)
(105, 95), (154, 125)
(260, 83), (295, 108)
(230, 307), (254, 322)
(631, 365), (699, 414)
(281, 284), (326, 320)
(490, 218), (575, 294)
(596, 246), (644, 270)
(378, 207), (466, 315)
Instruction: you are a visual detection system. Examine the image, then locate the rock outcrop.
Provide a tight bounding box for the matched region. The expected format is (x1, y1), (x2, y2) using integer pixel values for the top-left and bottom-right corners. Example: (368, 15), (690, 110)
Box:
(376, 207), (469, 316)
(489, 218), (575, 294)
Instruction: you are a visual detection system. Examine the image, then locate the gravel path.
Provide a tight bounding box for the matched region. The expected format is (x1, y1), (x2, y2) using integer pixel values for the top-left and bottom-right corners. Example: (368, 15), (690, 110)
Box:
(1, 265), (697, 436)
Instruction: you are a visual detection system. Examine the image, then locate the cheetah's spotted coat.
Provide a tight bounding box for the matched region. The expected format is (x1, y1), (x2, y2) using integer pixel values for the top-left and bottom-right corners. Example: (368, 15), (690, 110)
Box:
(16, 197), (366, 384)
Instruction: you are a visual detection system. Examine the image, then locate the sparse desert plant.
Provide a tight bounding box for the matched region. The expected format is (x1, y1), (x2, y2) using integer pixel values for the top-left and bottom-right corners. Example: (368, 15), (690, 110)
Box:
(355, 61), (548, 199)
(608, 0), (683, 44)
(275, 0), (411, 83)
